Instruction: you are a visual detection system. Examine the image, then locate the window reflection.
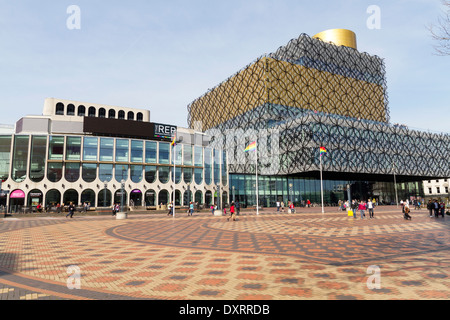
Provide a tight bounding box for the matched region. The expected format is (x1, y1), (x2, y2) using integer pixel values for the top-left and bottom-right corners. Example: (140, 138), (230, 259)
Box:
(65, 163), (80, 183)
(47, 162), (63, 183)
(29, 136), (46, 182)
(12, 136), (29, 182)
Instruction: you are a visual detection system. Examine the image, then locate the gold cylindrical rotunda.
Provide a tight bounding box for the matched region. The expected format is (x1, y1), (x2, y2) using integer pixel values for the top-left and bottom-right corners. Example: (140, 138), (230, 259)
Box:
(313, 29), (357, 49)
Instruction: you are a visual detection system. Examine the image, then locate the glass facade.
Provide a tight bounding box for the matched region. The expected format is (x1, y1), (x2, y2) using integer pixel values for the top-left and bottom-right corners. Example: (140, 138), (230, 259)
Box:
(213, 149), (220, 185)
(130, 165), (143, 183)
(204, 148), (212, 185)
(29, 136), (47, 182)
(130, 140), (143, 163)
(66, 137), (81, 160)
(99, 164), (113, 182)
(1, 133), (228, 210)
(99, 138), (114, 162)
(47, 162), (63, 183)
(145, 141), (157, 164)
(83, 137), (98, 161)
(159, 142), (170, 164)
(0, 135), (11, 181)
(12, 136), (29, 182)
(229, 174), (424, 208)
(115, 164), (128, 182)
(82, 163), (97, 183)
(145, 166), (157, 183)
(65, 163), (80, 182)
(116, 139), (129, 162)
(48, 136), (64, 160)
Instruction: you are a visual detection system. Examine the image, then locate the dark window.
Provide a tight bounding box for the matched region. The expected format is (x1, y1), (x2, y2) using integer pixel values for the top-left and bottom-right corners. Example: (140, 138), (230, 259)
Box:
(78, 105), (86, 117)
(88, 107), (96, 117)
(99, 108), (106, 118)
(67, 104), (75, 116)
(108, 109), (116, 119)
(137, 113), (143, 121)
(127, 111), (134, 121)
(56, 103), (64, 115)
(118, 110), (125, 120)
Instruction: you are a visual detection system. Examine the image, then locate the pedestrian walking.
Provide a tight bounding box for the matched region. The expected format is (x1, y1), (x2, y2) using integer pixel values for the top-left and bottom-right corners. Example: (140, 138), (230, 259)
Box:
(66, 202), (75, 218)
(427, 200), (433, 217)
(211, 205), (215, 215)
(276, 201), (280, 212)
(281, 201), (285, 212)
(367, 199), (374, 219)
(439, 201), (445, 218)
(434, 200), (440, 217)
(227, 202), (236, 221)
(351, 200), (358, 219)
(289, 201), (295, 213)
(404, 202), (412, 220)
(189, 201), (194, 216)
(358, 200), (366, 219)
(167, 202), (173, 216)
(235, 201), (240, 215)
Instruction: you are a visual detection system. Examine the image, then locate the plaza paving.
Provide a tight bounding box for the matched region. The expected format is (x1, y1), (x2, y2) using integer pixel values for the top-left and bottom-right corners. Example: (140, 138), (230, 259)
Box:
(0, 206), (448, 300)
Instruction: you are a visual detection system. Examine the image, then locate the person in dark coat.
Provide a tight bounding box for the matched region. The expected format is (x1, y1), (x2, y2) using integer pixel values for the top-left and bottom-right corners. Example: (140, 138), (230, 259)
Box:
(66, 202), (75, 218)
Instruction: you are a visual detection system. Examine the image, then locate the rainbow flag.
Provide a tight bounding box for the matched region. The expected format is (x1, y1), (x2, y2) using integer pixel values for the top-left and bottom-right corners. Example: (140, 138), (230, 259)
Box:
(244, 141), (257, 152)
(320, 147), (327, 155)
(170, 134), (177, 147)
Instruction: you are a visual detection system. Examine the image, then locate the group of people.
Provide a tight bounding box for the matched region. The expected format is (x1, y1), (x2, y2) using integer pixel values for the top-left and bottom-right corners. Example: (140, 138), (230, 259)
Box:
(426, 199), (446, 218)
(166, 201), (203, 216)
(341, 199), (376, 219)
(276, 201), (296, 213)
(111, 203), (121, 216)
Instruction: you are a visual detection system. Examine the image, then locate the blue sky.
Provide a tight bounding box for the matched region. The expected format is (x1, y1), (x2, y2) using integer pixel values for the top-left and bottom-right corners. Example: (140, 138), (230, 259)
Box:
(0, 0), (449, 133)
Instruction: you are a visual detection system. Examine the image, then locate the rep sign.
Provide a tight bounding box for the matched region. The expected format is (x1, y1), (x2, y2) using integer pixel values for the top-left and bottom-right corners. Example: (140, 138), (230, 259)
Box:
(154, 123), (177, 140)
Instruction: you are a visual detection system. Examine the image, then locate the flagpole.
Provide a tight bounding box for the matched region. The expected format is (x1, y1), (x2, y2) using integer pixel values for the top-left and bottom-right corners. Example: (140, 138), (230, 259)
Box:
(320, 151), (324, 214)
(172, 136), (176, 218)
(256, 141), (259, 216)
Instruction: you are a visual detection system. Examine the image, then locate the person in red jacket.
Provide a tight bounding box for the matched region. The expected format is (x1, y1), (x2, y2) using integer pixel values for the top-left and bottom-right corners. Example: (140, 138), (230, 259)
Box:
(358, 200), (367, 219)
(227, 202), (236, 221)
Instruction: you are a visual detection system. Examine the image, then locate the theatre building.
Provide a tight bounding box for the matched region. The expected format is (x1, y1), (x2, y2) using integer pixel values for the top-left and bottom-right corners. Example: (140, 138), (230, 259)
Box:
(187, 29), (450, 207)
(0, 98), (229, 213)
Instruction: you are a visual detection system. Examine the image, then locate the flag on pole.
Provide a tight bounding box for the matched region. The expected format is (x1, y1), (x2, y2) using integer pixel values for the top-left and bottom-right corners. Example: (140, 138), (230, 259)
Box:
(244, 141), (257, 152)
(171, 133), (177, 147)
(320, 146), (327, 156)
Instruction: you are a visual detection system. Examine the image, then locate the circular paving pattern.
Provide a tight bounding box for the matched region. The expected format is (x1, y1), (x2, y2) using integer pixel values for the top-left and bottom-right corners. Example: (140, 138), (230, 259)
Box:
(0, 208), (449, 300)
(109, 213), (450, 265)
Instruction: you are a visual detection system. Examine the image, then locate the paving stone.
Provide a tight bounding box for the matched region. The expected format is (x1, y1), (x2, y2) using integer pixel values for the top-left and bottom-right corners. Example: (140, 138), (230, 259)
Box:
(0, 207), (448, 300)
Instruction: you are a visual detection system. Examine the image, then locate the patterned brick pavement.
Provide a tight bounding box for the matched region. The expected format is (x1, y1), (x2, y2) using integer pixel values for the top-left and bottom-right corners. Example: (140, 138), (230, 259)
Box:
(0, 207), (449, 300)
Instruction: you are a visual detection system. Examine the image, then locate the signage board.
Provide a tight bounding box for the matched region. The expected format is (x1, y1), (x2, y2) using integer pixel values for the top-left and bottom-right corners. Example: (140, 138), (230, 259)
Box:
(153, 123), (177, 140)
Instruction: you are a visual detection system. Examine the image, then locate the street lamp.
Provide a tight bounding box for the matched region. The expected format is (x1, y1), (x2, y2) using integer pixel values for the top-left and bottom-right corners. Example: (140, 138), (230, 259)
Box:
(216, 183), (220, 210)
(232, 186), (235, 203)
(392, 162), (399, 207)
(103, 181), (107, 208)
(120, 179), (125, 213)
(289, 183), (293, 206)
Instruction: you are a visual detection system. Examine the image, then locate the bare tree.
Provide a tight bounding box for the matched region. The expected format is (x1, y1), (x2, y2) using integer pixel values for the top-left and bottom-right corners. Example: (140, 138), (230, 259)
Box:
(429, 0), (450, 55)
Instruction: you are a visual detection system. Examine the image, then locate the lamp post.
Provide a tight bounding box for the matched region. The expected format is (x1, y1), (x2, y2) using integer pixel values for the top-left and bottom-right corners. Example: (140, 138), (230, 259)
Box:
(393, 162), (399, 207)
(216, 183), (220, 210)
(116, 179), (127, 220)
(289, 183), (293, 208)
(121, 179), (125, 212)
(232, 186), (235, 203)
(103, 181), (107, 208)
